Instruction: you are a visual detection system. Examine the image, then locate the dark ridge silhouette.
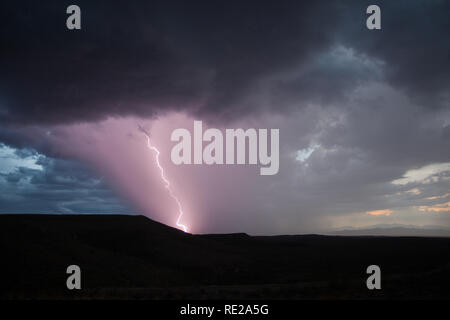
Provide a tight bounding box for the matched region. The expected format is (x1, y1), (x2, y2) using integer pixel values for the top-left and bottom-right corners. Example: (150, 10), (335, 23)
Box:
(1, 214), (449, 299)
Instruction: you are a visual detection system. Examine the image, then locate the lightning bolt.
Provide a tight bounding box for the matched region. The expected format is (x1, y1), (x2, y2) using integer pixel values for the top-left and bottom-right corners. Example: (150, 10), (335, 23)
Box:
(139, 126), (188, 233)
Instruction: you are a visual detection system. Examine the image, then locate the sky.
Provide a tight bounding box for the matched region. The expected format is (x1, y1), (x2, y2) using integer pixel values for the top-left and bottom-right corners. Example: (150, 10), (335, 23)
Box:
(0, 0), (449, 234)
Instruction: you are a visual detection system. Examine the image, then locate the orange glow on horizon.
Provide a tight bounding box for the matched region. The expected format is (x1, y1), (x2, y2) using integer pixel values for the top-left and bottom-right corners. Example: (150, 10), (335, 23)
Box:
(366, 209), (392, 216)
(419, 202), (450, 213)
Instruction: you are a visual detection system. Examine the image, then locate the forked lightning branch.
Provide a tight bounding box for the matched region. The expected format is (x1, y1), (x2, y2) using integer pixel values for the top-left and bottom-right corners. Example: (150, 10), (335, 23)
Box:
(140, 121), (280, 232)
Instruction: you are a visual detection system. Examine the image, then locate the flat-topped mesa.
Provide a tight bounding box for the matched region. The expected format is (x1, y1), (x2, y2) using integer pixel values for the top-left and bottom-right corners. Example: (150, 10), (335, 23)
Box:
(170, 120), (279, 176)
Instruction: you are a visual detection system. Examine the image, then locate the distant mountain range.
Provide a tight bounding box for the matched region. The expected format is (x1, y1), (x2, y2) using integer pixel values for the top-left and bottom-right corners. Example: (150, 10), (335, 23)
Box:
(329, 224), (450, 237)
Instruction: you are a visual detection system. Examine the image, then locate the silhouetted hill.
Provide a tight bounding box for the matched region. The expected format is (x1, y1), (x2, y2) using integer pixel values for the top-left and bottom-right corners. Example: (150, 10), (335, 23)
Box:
(1, 214), (449, 299)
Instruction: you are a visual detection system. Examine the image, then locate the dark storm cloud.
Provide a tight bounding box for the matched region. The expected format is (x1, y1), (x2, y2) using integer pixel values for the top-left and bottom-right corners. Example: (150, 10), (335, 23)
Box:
(4, 1), (447, 124)
(0, 0), (209, 124)
(335, 0), (450, 108)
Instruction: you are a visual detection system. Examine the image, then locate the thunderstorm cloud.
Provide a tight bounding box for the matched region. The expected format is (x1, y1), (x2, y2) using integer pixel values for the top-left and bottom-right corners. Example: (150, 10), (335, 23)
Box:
(0, 0), (449, 233)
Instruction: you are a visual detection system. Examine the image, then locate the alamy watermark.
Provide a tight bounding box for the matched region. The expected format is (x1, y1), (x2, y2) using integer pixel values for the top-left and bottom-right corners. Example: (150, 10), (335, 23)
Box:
(66, 265), (81, 290)
(170, 121), (279, 176)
